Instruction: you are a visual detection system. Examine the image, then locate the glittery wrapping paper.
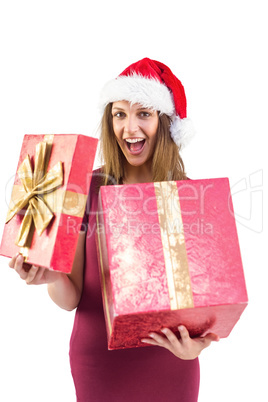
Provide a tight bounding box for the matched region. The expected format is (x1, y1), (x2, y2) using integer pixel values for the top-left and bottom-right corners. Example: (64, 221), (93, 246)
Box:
(97, 178), (248, 350)
(0, 134), (98, 273)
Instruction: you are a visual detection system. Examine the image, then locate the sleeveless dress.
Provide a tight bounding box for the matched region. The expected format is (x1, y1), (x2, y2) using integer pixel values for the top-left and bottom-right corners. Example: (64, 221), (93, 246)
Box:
(69, 171), (200, 402)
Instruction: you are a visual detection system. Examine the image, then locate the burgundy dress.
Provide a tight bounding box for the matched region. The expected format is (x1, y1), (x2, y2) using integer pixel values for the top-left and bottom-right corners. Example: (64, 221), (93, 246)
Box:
(69, 171), (200, 402)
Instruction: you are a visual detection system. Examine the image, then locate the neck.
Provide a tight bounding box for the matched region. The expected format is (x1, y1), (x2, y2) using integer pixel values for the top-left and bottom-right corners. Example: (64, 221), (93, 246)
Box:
(123, 162), (153, 184)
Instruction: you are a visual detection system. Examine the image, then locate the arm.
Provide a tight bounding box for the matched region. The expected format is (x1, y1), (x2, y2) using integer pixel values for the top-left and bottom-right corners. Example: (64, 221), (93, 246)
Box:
(9, 231), (86, 311)
(47, 230), (86, 310)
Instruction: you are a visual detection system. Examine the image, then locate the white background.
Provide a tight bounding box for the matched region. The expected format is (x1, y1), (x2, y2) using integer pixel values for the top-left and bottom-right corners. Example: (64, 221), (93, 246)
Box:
(0, 1), (267, 401)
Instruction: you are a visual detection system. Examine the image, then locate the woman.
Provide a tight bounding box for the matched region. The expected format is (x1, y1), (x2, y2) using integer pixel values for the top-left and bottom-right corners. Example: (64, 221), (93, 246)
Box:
(9, 58), (219, 401)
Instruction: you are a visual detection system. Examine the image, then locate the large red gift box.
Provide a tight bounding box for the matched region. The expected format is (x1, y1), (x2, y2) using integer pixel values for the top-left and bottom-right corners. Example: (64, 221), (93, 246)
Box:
(96, 178), (248, 350)
(0, 134), (97, 273)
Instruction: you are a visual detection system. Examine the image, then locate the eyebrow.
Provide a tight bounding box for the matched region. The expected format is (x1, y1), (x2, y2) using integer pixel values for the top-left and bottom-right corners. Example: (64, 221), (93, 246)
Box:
(112, 106), (153, 112)
(112, 107), (125, 111)
(136, 107), (152, 111)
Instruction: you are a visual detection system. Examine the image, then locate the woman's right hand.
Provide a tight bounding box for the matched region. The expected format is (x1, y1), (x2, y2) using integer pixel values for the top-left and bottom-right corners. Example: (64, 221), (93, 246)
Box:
(8, 232), (85, 310)
(9, 253), (62, 285)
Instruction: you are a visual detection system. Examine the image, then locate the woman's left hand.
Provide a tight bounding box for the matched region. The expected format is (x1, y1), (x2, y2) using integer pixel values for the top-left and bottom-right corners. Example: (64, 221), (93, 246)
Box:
(141, 325), (220, 360)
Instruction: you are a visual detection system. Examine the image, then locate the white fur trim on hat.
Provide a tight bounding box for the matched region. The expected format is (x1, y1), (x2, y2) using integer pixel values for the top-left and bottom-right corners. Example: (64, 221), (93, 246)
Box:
(170, 116), (196, 149)
(99, 73), (175, 116)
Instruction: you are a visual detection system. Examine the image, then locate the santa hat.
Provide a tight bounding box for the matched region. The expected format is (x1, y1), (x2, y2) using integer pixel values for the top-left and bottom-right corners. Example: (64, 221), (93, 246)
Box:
(99, 57), (195, 149)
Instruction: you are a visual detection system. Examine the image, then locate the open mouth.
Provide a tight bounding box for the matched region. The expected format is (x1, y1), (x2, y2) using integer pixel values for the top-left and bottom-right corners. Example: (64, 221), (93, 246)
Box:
(125, 138), (146, 154)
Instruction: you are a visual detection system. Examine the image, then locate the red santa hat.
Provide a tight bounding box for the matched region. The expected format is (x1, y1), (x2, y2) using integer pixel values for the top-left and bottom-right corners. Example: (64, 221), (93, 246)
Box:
(99, 57), (195, 149)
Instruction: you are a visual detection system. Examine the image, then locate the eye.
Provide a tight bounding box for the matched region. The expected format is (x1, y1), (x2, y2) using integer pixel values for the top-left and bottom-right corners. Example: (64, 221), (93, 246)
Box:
(139, 111), (151, 118)
(112, 111), (126, 119)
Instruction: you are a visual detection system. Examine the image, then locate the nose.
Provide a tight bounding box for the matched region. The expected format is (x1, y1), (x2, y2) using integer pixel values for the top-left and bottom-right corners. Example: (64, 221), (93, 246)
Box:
(124, 114), (139, 135)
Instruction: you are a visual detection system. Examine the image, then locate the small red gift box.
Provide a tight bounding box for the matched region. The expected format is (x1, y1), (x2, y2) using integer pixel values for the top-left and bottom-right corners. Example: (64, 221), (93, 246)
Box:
(0, 134), (97, 273)
(96, 178), (248, 350)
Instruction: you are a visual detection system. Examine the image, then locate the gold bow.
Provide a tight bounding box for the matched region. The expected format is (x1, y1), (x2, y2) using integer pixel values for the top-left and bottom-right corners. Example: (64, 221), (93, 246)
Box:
(6, 141), (63, 247)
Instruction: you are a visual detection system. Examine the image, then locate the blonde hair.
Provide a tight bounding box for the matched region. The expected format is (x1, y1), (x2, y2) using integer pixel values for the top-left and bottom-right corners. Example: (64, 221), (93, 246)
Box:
(100, 103), (187, 185)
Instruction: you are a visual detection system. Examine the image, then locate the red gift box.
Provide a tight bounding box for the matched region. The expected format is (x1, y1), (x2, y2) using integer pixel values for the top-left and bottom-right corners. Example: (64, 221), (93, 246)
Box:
(0, 134), (97, 273)
(96, 178), (248, 350)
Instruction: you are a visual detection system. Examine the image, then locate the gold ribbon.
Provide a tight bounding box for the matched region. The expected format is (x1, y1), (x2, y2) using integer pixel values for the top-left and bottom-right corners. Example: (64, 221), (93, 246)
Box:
(6, 138), (63, 248)
(154, 181), (194, 310)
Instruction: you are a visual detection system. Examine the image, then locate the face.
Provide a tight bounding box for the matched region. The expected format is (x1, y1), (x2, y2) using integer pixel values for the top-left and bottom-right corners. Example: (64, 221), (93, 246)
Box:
(111, 101), (159, 169)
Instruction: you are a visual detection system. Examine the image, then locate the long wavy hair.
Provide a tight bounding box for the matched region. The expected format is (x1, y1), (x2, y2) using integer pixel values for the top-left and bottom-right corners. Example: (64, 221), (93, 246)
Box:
(99, 103), (187, 185)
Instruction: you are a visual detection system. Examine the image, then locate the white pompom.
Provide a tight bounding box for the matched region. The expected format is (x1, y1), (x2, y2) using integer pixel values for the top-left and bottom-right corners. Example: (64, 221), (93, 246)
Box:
(170, 116), (196, 149)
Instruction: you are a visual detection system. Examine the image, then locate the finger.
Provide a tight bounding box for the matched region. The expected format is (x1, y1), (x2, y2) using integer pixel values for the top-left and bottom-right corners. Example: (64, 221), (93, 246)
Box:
(196, 333), (220, 353)
(178, 325), (190, 342)
(148, 332), (167, 345)
(8, 253), (20, 268)
(30, 266), (46, 284)
(161, 328), (180, 345)
(202, 333), (220, 343)
(25, 265), (39, 284)
(14, 254), (28, 280)
(141, 337), (159, 346)
(141, 332), (167, 346)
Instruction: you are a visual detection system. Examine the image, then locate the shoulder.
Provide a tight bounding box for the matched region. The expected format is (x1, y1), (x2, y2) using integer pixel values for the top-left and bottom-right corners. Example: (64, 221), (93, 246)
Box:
(82, 168), (103, 228)
(90, 167), (104, 193)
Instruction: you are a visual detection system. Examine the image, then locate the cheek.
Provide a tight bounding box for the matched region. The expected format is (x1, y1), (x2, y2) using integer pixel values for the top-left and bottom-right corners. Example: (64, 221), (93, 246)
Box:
(142, 120), (158, 136)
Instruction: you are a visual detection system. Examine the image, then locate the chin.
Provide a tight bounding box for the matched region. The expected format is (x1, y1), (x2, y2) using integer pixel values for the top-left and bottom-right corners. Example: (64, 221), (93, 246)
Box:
(127, 158), (146, 167)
